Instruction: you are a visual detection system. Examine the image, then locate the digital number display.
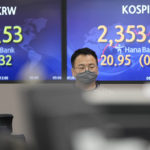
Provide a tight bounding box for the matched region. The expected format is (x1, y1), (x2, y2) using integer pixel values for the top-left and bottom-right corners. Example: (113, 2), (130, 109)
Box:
(67, 0), (150, 81)
(0, 55), (12, 66)
(0, 0), (62, 81)
(98, 25), (150, 46)
(1, 26), (23, 44)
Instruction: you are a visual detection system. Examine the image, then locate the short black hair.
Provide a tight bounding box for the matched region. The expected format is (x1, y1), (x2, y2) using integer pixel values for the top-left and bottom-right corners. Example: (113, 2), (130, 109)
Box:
(71, 48), (98, 67)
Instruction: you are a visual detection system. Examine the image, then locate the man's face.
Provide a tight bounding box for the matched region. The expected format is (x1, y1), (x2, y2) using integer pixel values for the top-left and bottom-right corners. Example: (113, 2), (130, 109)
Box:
(72, 54), (98, 77)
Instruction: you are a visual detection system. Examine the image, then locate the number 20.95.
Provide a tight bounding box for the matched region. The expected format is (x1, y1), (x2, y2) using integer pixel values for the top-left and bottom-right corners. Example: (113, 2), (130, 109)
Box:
(100, 55), (131, 66)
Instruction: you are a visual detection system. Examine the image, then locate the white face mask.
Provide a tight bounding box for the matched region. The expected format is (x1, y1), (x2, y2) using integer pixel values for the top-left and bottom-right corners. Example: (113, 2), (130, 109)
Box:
(76, 71), (97, 84)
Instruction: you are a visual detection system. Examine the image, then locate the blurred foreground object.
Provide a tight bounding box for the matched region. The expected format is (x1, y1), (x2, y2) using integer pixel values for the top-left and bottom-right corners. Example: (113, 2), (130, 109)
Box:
(0, 134), (28, 150)
(24, 83), (150, 150)
(0, 114), (13, 134)
(0, 114), (28, 150)
(24, 84), (102, 150)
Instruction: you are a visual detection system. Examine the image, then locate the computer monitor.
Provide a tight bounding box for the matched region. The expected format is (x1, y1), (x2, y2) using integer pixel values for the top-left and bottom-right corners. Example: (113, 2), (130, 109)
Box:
(67, 0), (150, 82)
(24, 83), (150, 150)
(0, 0), (62, 82)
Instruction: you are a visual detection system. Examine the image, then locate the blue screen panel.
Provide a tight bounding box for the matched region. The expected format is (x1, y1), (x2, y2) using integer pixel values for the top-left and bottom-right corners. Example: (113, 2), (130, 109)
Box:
(67, 0), (150, 81)
(0, 0), (61, 81)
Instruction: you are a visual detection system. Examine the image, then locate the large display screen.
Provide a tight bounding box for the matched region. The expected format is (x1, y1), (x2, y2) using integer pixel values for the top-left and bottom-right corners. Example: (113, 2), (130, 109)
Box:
(0, 0), (62, 81)
(67, 0), (150, 81)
